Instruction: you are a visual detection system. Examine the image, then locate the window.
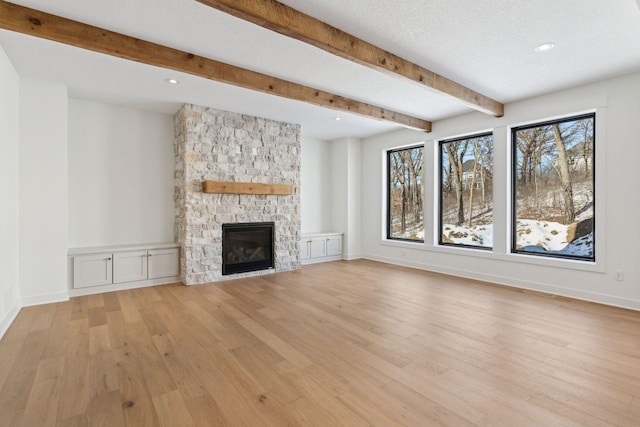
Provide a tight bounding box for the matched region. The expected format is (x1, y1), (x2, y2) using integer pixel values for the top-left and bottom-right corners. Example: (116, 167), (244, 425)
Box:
(387, 145), (424, 241)
(439, 133), (494, 249)
(512, 113), (595, 261)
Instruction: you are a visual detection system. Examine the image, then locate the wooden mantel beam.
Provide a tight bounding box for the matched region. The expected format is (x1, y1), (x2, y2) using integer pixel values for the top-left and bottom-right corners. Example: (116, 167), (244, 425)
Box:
(197, 0), (504, 117)
(203, 181), (292, 195)
(0, 1), (431, 132)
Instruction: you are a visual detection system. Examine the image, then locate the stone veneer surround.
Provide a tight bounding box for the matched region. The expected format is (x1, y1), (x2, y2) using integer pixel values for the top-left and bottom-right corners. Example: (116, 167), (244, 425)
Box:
(174, 104), (301, 285)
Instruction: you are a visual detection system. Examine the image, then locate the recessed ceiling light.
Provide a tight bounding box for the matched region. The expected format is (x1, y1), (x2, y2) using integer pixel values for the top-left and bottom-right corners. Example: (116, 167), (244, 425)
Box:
(534, 42), (555, 53)
(165, 78), (180, 84)
(334, 117), (342, 121)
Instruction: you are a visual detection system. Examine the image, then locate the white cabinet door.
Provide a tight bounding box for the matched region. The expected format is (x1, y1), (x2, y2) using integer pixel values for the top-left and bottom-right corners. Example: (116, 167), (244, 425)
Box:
(73, 253), (113, 288)
(299, 240), (311, 260)
(326, 236), (342, 257)
(148, 248), (180, 279)
(309, 237), (327, 258)
(113, 250), (148, 283)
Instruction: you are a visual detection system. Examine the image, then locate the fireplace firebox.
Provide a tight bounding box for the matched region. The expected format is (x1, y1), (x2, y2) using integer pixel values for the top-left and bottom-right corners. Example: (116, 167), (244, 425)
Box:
(222, 222), (275, 275)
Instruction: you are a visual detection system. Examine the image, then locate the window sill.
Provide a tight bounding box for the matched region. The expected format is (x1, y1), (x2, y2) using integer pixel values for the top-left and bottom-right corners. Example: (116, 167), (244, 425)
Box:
(379, 239), (604, 273)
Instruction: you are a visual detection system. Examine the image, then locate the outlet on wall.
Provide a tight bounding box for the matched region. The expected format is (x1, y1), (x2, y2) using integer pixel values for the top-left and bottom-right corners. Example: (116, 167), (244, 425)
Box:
(614, 270), (624, 281)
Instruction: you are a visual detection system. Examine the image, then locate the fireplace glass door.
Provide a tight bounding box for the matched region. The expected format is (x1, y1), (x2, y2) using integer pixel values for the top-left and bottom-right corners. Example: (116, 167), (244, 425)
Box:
(222, 222), (274, 275)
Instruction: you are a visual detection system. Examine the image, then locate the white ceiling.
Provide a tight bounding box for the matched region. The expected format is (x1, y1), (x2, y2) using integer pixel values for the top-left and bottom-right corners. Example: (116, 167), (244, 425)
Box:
(1, 0), (639, 140)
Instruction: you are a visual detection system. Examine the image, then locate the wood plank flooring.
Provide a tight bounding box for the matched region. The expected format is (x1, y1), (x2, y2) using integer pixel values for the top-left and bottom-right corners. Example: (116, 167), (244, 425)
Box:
(1, 259), (639, 426)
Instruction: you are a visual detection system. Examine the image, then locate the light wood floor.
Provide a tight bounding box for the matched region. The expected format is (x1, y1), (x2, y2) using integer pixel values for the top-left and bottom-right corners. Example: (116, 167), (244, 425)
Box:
(1, 260), (639, 426)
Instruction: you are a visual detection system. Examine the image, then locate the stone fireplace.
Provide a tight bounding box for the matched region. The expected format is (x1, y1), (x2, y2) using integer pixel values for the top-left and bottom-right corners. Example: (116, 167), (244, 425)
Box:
(174, 104), (301, 285)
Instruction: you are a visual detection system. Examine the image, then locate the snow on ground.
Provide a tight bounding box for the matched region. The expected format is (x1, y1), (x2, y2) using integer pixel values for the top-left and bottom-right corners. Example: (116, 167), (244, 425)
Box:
(439, 219), (593, 257)
(516, 219), (569, 251)
(441, 224), (492, 247)
(516, 219), (592, 256)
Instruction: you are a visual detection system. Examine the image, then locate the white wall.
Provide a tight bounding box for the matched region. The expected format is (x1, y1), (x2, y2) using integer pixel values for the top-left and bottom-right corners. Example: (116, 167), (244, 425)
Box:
(331, 137), (362, 259)
(300, 135), (361, 256)
(345, 138), (362, 258)
(68, 99), (175, 247)
(0, 46), (21, 336)
(19, 78), (69, 306)
(360, 72), (640, 310)
(300, 136), (332, 233)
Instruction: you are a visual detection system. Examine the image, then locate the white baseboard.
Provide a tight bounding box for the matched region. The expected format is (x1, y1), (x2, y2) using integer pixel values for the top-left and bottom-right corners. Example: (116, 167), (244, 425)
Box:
(68, 276), (181, 297)
(300, 253), (363, 265)
(0, 300), (21, 340)
(21, 291), (69, 307)
(362, 253), (640, 312)
(300, 255), (342, 265)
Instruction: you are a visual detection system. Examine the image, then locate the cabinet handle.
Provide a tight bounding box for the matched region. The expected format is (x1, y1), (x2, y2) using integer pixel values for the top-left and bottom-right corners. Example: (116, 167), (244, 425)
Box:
(148, 253), (153, 257)
(107, 257), (111, 261)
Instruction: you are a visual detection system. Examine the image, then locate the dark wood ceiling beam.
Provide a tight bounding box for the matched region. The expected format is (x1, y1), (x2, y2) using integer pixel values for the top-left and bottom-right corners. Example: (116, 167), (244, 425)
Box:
(0, 1), (431, 132)
(196, 0), (504, 117)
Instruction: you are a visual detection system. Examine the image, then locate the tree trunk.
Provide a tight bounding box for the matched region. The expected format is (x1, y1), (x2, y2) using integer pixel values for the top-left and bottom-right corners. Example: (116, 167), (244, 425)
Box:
(479, 155), (486, 208)
(446, 143), (465, 226)
(405, 151), (412, 231)
(411, 151), (423, 224)
(552, 124), (576, 223)
(468, 141), (479, 228)
(401, 185), (406, 232)
(533, 138), (543, 220)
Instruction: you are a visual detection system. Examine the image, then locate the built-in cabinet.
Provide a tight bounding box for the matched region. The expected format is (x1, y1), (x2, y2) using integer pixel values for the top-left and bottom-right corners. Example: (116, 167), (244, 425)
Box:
(69, 243), (180, 290)
(300, 233), (343, 264)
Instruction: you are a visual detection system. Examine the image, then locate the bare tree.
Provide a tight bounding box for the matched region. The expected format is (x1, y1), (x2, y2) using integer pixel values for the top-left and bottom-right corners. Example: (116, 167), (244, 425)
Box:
(390, 148), (423, 236)
(468, 141), (480, 227)
(478, 137), (493, 209)
(409, 149), (423, 224)
(391, 152), (407, 232)
(552, 124), (576, 223)
(445, 141), (469, 225)
(576, 118), (594, 178)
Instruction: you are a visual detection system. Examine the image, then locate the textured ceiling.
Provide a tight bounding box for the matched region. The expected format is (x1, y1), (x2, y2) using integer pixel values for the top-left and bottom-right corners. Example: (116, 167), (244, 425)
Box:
(1, 0), (639, 139)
